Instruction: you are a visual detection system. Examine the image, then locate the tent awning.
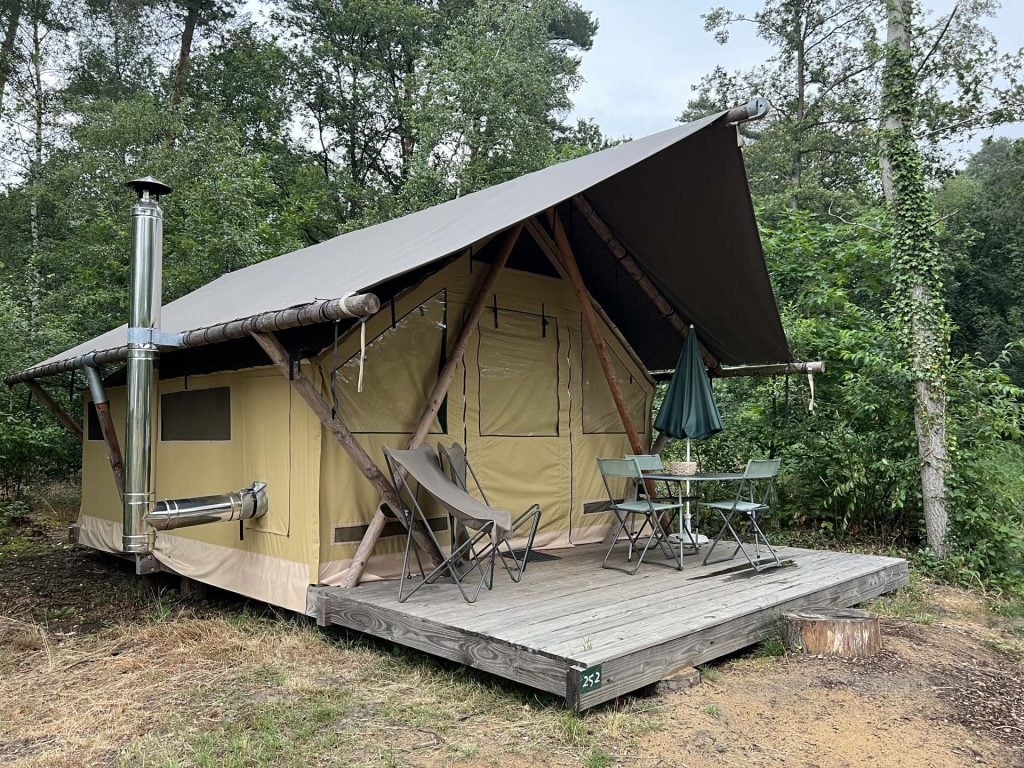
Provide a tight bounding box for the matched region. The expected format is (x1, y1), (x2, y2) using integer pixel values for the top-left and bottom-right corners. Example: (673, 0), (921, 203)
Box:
(7, 109), (790, 385)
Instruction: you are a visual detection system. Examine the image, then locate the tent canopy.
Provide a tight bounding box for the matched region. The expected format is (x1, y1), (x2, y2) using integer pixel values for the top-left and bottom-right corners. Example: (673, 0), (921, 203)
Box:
(10, 109), (790, 383)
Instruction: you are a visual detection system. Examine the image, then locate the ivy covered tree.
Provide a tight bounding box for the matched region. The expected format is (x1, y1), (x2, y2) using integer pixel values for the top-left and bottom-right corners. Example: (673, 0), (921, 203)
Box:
(879, 0), (951, 557)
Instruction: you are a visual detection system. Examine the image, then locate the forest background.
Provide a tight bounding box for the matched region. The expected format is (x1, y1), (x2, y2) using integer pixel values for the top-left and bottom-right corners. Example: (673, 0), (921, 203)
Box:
(1, 0), (1023, 591)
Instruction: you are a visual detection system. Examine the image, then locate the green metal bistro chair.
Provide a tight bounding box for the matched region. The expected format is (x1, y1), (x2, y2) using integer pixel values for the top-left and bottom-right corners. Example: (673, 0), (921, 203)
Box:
(437, 442), (542, 583)
(700, 458), (782, 572)
(597, 457), (684, 575)
(625, 453), (701, 550)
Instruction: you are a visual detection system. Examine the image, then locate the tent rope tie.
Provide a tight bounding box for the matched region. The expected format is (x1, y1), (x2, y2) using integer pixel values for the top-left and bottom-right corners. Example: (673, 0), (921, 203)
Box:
(330, 320), (340, 419)
(357, 317), (368, 393)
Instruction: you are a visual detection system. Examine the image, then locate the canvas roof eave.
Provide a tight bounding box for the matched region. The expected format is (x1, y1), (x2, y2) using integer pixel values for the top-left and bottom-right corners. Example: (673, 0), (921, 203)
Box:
(6, 108), (792, 386)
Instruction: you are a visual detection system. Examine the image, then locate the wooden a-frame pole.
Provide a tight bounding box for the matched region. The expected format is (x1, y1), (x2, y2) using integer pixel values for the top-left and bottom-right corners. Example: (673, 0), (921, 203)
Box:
(250, 331), (445, 568)
(551, 210), (646, 457)
(572, 194), (721, 376)
(26, 380), (83, 442)
(93, 400), (125, 495)
(339, 222), (525, 588)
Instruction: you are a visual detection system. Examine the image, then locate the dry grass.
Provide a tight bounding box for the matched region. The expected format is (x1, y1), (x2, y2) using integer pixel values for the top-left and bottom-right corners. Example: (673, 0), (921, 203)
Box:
(1, 596), (664, 767)
(2, 518), (1024, 767)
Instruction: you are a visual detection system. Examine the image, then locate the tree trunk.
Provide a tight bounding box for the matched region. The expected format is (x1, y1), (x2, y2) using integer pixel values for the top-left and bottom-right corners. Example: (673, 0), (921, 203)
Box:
(0, 0), (20, 120)
(28, 13), (42, 342)
(789, 16), (806, 210)
(170, 1), (198, 110)
(879, 0), (950, 557)
(782, 608), (882, 657)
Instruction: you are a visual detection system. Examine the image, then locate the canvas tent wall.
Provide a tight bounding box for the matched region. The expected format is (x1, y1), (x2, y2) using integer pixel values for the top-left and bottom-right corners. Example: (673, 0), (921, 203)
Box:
(76, 242), (653, 608)
(7, 107), (792, 613)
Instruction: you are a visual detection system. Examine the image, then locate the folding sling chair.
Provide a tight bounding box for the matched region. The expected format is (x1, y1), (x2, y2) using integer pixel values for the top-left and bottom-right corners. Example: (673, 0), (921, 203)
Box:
(382, 445), (513, 603)
(437, 443), (542, 583)
(700, 458), (782, 572)
(597, 457), (684, 575)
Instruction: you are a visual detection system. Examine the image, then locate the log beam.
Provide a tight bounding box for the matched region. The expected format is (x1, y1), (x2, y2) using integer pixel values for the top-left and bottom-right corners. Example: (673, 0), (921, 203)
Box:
(26, 380), (82, 442)
(340, 222), (525, 588)
(715, 361), (826, 378)
(6, 294), (381, 386)
(249, 331), (444, 568)
(93, 401), (125, 495)
(551, 210), (645, 457)
(571, 194), (721, 374)
(84, 365), (125, 496)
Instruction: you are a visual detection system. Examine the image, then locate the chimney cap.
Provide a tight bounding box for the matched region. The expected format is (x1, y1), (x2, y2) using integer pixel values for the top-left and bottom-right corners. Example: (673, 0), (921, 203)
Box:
(125, 176), (173, 198)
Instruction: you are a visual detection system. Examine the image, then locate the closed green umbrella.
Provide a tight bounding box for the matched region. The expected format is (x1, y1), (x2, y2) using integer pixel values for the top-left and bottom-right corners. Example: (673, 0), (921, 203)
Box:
(654, 326), (722, 546)
(654, 326), (723, 441)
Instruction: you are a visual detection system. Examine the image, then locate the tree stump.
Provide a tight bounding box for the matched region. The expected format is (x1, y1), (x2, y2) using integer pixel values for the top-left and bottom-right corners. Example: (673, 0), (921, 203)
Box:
(782, 608), (881, 658)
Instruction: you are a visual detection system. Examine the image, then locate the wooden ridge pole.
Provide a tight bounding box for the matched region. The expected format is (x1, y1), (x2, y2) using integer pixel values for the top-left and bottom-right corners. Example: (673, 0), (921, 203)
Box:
(26, 380), (82, 442)
(250, 331), (445, 569)
(340, 222), (525, 588)
(551, 210), (645, 457)
(572, 194), (721, 375)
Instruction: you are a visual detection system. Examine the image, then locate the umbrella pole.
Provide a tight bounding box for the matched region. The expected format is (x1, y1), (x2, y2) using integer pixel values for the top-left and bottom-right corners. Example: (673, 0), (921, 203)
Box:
(685, 439), (693, 536)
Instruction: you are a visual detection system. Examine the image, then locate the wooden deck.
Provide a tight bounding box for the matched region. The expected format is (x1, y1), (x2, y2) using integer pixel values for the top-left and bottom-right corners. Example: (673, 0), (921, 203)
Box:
(310, 545), (908, 711)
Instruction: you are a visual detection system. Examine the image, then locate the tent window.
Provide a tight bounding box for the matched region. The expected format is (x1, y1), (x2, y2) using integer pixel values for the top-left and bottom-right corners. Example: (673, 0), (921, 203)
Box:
(582, 333), (648, 434)
(86, 402), (102, 441)
(161, 387), (231, 441)
(478, 308), (559, 437)
(335, 291), (447, 434)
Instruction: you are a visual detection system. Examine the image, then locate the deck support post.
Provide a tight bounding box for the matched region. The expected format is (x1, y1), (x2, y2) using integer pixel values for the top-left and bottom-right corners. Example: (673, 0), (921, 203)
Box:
(250, 331), (445, 569)
(340, 222), (525, 588)
(25, 380), (82, 442)
(551, 210), (646, 456)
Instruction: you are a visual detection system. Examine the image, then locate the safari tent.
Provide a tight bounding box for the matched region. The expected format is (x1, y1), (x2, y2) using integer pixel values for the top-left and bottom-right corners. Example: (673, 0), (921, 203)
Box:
(5, 105), (805, 614)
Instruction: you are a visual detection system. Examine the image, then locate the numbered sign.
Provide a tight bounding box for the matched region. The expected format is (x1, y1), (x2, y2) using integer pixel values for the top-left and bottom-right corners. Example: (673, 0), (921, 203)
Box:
(579, 664), (603, 693)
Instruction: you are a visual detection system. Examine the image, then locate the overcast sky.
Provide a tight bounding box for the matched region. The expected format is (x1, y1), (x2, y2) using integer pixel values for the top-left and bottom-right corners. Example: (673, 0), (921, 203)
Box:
(570, 0), (1024, 148)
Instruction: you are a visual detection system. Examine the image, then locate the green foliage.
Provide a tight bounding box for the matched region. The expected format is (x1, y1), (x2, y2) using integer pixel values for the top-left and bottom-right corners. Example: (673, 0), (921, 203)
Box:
(935, 354), (1024, 594)
(937, 138), (1024, 385)
(664, 209), (1024, 593)
(672, 209), (921, 542)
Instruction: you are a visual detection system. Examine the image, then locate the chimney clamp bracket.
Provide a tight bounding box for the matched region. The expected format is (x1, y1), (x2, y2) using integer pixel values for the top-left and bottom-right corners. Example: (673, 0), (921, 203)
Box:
(127, 327), (185, 348)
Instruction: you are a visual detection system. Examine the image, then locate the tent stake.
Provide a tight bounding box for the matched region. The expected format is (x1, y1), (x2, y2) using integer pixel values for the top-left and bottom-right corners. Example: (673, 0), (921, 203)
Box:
(340, 222), (524, 588)
(25, 380), (82, 442)
(249, 331), (445, 570)
(551, 210), (646, 457)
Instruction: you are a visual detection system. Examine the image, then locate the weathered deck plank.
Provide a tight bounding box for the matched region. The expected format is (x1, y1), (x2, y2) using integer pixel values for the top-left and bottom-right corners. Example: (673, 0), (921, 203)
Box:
(312, 545), (909, 711)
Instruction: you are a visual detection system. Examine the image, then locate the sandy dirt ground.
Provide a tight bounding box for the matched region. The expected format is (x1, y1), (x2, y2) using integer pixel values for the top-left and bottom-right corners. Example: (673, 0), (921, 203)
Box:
(1, 520), (1022, 767)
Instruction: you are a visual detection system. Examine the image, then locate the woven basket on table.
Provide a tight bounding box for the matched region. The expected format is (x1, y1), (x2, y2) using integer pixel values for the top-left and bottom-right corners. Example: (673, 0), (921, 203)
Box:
(664, 460), (698, 476)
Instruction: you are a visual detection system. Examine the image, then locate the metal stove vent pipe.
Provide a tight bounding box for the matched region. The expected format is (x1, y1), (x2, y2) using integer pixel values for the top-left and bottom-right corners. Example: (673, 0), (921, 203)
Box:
(122, 176), (172, 554)
(146, 482), (269, 531)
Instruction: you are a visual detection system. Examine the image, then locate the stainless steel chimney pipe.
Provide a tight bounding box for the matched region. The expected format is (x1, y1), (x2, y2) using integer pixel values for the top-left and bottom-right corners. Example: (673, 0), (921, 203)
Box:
(146, 482), (269, 531)
(122, 176), (172, 554)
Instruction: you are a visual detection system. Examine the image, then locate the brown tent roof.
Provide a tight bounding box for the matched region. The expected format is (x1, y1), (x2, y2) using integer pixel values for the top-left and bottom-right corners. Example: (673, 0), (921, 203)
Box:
(10, 110), (790, 383)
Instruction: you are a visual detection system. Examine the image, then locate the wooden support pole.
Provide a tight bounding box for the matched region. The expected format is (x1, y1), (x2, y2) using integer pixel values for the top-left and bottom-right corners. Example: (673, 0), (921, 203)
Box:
(26, 380), (82, 442)
(571, 194), (721, 374)
(340, 222), (525, 588)
(715, 361), (826, 378)
(551, 211), (645, 457)
(93, 401), (125, 495)
(249, 331), (444, 569)
(84, 366), (125, 496)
